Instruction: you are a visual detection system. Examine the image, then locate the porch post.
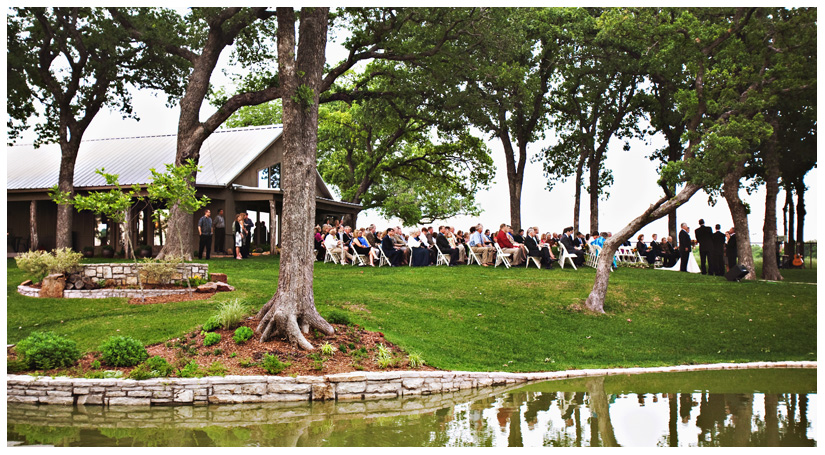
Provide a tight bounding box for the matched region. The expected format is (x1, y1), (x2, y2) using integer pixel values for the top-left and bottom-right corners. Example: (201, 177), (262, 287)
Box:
(29, 200), (38, 251)
(269, 199), (277, 253)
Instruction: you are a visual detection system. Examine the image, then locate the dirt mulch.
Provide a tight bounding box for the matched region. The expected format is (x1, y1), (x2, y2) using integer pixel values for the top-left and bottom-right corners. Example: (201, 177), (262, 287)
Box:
(128, 291), (217, 305)
(12, 316), (437, 378)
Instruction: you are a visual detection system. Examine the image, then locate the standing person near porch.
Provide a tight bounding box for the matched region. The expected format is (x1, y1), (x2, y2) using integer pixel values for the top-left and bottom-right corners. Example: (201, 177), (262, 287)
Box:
(242, 212), (254, 258)
(233, 213), (245, 260)
(197, 209), (213, 260)
(213, 209), (226, 255)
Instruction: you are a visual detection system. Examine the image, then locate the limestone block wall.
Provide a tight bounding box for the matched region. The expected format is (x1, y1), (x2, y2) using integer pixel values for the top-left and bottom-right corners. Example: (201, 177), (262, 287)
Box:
(80, 263), (208, 286)
(6, 361), (815, 407)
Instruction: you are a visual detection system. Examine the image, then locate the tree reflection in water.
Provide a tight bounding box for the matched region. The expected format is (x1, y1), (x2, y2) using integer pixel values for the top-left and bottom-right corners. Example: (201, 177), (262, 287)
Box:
(7, 370), (817, 447)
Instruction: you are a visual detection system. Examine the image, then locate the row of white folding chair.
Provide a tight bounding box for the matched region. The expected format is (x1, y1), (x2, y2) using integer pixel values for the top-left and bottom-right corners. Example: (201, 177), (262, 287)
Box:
(585, 244), (601, 268)
(557, 242), (578, 270)
(521, 245), (543, 269)
(493, 243), (511, 269)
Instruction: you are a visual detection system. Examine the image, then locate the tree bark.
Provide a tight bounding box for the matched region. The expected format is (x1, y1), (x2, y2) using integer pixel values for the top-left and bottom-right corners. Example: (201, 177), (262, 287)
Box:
(499, 120), (525, 232)
(588, 147), (604, 234)
(269, 199), (278, 253)
(584, 183), (702, 312)
(722, 158), (756, 280)
(785, 187), (795, 255)
(55, 146), (80, 249)
(29, 200), (39, 251)
(761, 122), (782, 280)
(257, 7), (334, 350)
(795, 177), (805, 254)
(573, 149), (587, 234)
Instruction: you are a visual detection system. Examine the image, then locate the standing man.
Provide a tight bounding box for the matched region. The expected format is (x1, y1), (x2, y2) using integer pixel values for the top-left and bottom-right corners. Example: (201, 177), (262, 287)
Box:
(213, 209), (226, 255)
(726, 227), (738, 271)
(694, 219), (714, 275)
(679, 222), (692, 272)
(711, 224), (726, 276)
(197, 209), (213, 260)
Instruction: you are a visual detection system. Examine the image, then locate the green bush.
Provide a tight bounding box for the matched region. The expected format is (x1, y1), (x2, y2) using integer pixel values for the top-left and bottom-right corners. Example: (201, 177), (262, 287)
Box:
(176, 360), (204, 378)
(14, 248), (83, 283)
(7, 357), (28, 373)
(203, 332), (221, 347)
(202, 315), (221, 332)
(128, 356), (173, 380)
(99, 336), (148, 367)
(204, 361), (228, 377)
(215, 299), (250, 330)
(261, 353), (290, 375)
(140, 258), (179, 284)
(325, 310), (353, 326)
(16, 332), (81, 370)
(233, 326), (254, 344)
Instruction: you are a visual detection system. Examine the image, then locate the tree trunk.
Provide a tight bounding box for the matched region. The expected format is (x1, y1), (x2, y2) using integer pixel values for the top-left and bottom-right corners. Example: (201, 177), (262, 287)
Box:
(498, 120), (525, 232)
(795, 177), (805, 254)
(584, 183), (702, 312)
(585, 377), (619, 447)
(29, 200), (39, 251)
(573, 149), (587, 234)
(588, 148), (603, 234)
(761, 123), (782, 281)
(257, 7), (333, 350)
(722, 158), (756, 280)
(785, 187), (795, 255)
(55, 147), (80, 250)
(156, 202), (193, 260)
(342, 211), (359, 229)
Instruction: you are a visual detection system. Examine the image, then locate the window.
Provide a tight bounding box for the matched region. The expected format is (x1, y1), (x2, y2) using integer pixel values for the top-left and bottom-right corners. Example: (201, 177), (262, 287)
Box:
(258, 163), (281, 189)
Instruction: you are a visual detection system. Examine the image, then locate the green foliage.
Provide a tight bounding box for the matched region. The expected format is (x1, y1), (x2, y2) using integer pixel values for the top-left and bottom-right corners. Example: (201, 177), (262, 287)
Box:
(7, 357), (28, 373)
(16, 332), (81, 370)
(238, 357), (258, 368)
(214, 299), (251, 330)
(202, 315), (222, 332)
(261, 353), (290, 375)
(176, 360), (204, 378)
(204, 361), (228, 377)
(98, 336), (148, 367)
(307, 352), (325, 370)
(233, 326), (254, 344)
(90, 360), (101, 370)
(140, 258), (180, 284)
(146, 160), (210, 217)
(375, 343), (394, 369)
(407, 352), (425, 368)
(84, 370), (123, 379)
(145, 355), (174, 377)
(14, 248), (83, 283)
(319, 342), (336, 356)
(325, 310), (353, 326)
(203, 332), (221, 347)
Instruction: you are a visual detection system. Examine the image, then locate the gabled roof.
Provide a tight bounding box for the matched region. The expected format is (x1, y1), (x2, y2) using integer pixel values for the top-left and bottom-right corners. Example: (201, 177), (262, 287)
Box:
(6, 125), (283, 190)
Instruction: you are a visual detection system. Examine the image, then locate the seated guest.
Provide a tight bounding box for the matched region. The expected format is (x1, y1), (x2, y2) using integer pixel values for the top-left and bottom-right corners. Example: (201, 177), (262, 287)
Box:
(648, 233), (662, 265)
(324, 228), (353, 264)
(660, 235), (679, 267)
(636, 234), (656, 264)
(406, 229), (431, 267)
(381, 228), (404, 266)
(314, 225), (325, 261)
(436, 225), (460, 266)
(351, 228), (374, 266)
(392, 227), (410, 265)
(445, 228), (466, 264)
(469, 225), (494, 266)
(365, 224), (378, 248)
(559, 226), (585, 266)
(512, 229), (525, 244)
(495, 223), (524, 266)
(524, 228), (554, 269)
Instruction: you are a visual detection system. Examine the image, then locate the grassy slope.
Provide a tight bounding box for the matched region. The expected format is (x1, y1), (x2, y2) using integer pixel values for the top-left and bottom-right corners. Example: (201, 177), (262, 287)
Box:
(6, 256), (816, 372)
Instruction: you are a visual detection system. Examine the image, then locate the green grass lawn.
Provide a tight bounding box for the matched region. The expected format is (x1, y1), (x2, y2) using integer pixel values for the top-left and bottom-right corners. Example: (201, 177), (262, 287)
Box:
(7, 255), (817, 372)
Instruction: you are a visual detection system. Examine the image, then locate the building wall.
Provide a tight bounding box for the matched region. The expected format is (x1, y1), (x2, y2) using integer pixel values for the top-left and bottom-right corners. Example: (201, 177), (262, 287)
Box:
(233, 140), (285, 188)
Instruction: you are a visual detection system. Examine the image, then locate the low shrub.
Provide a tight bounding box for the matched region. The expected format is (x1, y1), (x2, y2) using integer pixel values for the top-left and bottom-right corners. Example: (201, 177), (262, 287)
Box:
(203, 332), (221, 347)
(14, 248), (84, 283)
(261, 353), (290, 375)
(140, 258), (179, 284)
(85, 370), (123, 379)
(127, 362), (156, 380)
(204, 361), (228, 377)
(16, 331), (81, 370)
(144, 356), (173, 377)
(176, 360), (203, 378)
(90, 360), (101, 370)
(320, 342), (336, 356)
(50, 247), (83, 275)
(215, 299), (250, 330)
(325, 310), (353, 326)
(407, 352), (425, 368)
(233, 326), (254, 344)
(98, 336), (148, 367)
(7, 357), (28, 373)
(202, 315), (221, 332)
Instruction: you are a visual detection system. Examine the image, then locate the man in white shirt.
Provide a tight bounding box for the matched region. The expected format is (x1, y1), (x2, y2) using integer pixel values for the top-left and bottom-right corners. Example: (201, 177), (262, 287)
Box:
(324, 228), (353, 264)
(469, 224), (494, 266)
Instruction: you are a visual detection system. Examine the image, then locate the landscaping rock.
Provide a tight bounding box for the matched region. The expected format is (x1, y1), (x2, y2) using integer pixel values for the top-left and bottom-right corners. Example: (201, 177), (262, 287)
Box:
(41, 274), (66, 298)
(196, 281), (235, 293)
(210, 273), (227, 283)
(20, 280), (32, 286)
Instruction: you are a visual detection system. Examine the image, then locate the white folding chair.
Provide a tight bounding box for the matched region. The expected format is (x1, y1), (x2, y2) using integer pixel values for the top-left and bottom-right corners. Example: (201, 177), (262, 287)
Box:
(467, 246), (482, 265)
(494, 243), (511, 269)
(350, 243), (368, 267)
(378, 247), (392, 267)
(323, 244), (341, 264)
(558, 242), (578, 270)
(435, 247), (451, 266)
(585, 244), (600, 268)
(522, 245), (542, 269)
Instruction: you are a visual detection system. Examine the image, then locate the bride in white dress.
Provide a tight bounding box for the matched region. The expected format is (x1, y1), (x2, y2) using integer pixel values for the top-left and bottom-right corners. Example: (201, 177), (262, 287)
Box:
(661, 252), (701, 273)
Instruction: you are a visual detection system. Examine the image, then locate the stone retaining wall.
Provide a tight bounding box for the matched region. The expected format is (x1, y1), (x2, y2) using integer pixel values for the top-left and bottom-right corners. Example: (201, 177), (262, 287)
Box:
(80, 263), (208, 286)
(17, 284), (193, 299)
(6, 361), (814, 407)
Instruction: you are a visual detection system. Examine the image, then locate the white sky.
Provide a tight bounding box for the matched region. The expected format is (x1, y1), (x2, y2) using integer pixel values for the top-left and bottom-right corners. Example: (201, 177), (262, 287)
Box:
(5, 6), (818, 244)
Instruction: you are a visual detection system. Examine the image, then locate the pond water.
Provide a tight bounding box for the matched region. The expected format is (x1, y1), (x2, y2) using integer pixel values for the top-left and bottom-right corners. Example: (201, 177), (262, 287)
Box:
(7, 368), (816, 447)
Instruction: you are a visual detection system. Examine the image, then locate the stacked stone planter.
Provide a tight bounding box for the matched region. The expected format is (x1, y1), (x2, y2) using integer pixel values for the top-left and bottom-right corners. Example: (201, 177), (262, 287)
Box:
(6, 361), (815, 407)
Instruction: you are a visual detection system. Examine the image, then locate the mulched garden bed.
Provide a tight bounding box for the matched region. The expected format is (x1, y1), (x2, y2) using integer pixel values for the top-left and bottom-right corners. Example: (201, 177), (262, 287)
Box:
(9, 316), (437, 378)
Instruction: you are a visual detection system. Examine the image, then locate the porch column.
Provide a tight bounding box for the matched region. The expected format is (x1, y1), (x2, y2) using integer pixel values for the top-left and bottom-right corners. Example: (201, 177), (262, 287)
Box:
(29, 200), (38, 251)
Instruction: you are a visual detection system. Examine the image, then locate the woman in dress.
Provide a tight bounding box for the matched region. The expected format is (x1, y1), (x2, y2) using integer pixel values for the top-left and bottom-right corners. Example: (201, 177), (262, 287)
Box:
(233, 213), (245, 260)
(406, 229), (431, 267)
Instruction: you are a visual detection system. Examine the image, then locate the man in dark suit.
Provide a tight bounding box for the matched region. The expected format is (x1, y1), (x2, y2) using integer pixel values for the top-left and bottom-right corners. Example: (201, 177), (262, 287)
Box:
(694, 219), (714, 274)
(559, 227), (585, 266)
(726, 227), (738, 271)
(679, 223), (692, 272)
(512, 229), (525, 244)
(381, 228), (403, 266)
(711, 224), (726, 276)
(524, 228), (554, 269)
(435, 226), (459, 266)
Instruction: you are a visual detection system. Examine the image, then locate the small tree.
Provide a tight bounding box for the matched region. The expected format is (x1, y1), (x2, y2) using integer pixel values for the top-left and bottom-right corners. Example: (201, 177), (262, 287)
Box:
(146, 159), (210, 294)
(50, 169), (146, 300)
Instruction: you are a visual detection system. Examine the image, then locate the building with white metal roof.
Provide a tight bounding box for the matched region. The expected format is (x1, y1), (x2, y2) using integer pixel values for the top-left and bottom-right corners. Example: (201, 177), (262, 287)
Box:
(7, 125), (361, 254)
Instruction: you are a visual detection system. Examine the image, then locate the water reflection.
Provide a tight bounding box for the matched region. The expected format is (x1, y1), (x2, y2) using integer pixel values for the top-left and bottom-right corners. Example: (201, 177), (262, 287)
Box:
(7, 368), (816, 447)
